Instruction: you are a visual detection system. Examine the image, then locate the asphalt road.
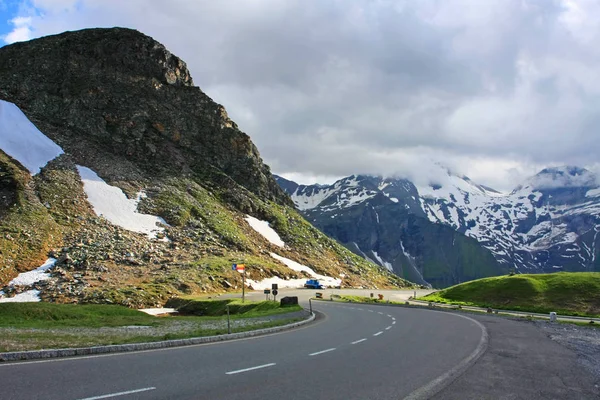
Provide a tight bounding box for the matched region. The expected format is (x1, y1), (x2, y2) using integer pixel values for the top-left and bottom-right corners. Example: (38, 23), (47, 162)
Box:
(0, 302), (483, 400)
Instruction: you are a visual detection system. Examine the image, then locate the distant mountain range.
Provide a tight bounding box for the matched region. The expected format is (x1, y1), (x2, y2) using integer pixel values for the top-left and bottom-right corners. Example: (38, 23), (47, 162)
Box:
(276, 165), (600, 287)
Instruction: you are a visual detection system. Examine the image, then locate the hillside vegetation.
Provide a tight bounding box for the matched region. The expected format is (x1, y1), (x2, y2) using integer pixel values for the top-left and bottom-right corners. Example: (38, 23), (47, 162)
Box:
(421, 272), (600, 317)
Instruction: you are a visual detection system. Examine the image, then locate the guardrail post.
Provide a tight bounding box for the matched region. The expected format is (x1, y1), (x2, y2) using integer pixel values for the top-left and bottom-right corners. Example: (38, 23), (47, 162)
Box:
(227, 304), (231, 334)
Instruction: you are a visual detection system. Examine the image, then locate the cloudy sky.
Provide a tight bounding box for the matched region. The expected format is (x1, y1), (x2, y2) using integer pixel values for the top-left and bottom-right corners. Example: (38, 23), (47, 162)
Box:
(1, 0), (600, 191)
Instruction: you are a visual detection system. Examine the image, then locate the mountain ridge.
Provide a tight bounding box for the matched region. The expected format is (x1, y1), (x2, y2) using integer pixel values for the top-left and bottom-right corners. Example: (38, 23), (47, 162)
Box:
(276, 166), (600, 286)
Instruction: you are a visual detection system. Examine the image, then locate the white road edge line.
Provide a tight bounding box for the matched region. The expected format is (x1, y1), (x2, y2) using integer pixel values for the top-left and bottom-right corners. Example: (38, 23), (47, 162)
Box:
(373, 331), (383, 336)
(77, 387), (156, 400)
(226, 363), (276, 375)
(309, 348), (336, 356)
(351, 339), (367, 344)
(385, 326), (392, 330)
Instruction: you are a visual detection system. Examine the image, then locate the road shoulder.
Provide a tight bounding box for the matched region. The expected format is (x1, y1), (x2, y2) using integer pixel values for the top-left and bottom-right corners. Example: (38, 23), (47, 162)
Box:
(433, 315), (600, 400)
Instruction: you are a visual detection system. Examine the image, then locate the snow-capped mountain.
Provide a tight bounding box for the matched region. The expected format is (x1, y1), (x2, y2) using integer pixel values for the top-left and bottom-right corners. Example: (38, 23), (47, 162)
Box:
(419, 166), (600, 272)
(276, 166), (600, 287)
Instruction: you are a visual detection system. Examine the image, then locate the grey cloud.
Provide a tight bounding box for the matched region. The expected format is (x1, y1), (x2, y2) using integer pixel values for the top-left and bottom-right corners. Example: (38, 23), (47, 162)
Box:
(12, 0), (600, 191)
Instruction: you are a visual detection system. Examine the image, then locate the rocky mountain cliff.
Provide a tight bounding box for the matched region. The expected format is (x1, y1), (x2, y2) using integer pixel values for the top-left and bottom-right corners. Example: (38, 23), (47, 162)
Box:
(0, 28), (413, 306)
(277, 167), (600, 287)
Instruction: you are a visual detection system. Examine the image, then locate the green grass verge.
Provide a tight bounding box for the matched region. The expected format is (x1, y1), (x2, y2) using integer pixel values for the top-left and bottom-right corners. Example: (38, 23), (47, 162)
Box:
(0, 303), (162, 329)
(0, 301), (301, 329)
(165, 297), (302, 317)
(331, 295), (403, 305)
(0, 317), (304, 353)
(420, 272), (600, 317)
(0, 301), (306, 352)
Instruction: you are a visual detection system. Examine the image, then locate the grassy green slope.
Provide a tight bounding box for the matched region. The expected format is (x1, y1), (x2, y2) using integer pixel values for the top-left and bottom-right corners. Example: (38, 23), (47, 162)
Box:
(421, 272), (600, 317)
(0, 152), (62, 284)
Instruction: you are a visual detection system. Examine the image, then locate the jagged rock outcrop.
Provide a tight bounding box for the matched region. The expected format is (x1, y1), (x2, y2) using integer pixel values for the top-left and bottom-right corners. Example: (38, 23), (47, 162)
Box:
(0, 27), (290, 206)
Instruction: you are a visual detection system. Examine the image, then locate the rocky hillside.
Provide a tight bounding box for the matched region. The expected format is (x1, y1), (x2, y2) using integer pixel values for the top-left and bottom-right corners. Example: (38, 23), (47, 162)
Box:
(0, 28), (413, 307)
(277, 166), (600, 287)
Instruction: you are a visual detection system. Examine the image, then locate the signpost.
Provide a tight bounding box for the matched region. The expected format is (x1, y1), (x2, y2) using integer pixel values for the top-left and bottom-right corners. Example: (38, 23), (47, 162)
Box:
(232, 263), (246, 303)
(272, 283), (278, 301)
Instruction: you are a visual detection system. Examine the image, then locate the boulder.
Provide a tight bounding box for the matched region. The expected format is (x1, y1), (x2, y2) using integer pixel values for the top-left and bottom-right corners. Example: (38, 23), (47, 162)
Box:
(280, 296), (298, 306)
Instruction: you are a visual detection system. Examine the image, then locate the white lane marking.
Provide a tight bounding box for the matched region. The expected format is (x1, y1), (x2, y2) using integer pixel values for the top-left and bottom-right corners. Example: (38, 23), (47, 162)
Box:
(226, 363), (276, 375)
(392, 317), (396, 321)
(351, 339), (367, 345)
(368, 310), (374, 313)
(77, 387), (156, 400)
(386, 326), (392, 330)
(392, 321), (396, 325)
(357, 308), (363, 311)
(373, 331), (383, 336)
(378, 312), (383, 315)
(387, 314), (392, 317)
(309, 348), (336, 356)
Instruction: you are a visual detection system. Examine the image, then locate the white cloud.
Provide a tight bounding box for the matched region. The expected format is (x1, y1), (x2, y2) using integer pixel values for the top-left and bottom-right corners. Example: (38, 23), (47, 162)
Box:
(2, 16), (33, 43)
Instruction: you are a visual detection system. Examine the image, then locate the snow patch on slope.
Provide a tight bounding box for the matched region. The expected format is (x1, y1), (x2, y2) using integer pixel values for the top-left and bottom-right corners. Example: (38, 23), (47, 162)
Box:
(77, 166), (167, 238)
(0, 290), (42, 303)
(0, 100), (63, 174)
(9, 258), (56, 286)
(264, 253), (342, 288)
(371, 251), (393, 271)
(244, 216), (285, 247)
(0, 258), (57, 303)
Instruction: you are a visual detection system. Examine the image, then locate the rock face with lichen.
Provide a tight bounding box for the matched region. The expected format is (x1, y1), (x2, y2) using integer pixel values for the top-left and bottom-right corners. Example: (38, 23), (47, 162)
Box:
(0, 28), (415, 307)
(0, 27), (288, 206)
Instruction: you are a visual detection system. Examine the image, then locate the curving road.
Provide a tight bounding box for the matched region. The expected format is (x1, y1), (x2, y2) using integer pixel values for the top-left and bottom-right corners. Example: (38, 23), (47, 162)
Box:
(0, 302), (484, 400)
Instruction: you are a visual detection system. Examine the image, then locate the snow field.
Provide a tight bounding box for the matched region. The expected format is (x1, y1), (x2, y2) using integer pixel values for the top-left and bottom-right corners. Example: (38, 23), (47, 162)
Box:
(244, 216), (285, 247)
(0, 99), (64, 174)
(0, 258), (57, 303)
(77, 166), (168, 238)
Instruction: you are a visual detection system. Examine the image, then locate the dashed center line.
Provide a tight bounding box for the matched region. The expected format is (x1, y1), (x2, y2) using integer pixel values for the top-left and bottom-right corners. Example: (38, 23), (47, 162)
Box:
(387, 314), (392, 317)
(309, 348), (336, 356)
(378, 312), (383, 315)
(357, 308), (363, 311)
(385, 326), (392, 330)
(77, 387), (156, 400)
(373, 331), (383, 336)
(368, 310), (374, 313)
(392, 321), (396, 325)
(392, 317), (396, 321)
(351, 338), (367, 345)
(226, 363), (276, 375)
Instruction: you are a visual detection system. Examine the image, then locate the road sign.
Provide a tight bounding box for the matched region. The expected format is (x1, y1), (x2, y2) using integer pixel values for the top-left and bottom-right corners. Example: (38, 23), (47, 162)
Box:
(232, 264), (247, 302)
(264, 289), (271, 294)
(232, 263), (245, 273)
(272, 289), (278, 296)
(272, 283), (278, 290)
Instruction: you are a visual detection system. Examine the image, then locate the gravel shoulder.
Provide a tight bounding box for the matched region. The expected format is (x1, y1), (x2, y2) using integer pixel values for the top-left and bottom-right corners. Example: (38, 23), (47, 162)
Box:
(433, 314), (600, 400)
(534, 320), (600, 384)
